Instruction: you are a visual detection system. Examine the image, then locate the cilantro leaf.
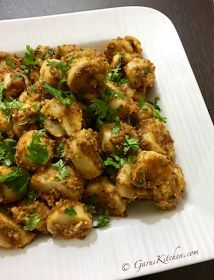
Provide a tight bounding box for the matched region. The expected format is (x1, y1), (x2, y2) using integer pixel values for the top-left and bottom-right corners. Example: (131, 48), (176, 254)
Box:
(0, 83), (5, 99)
(26, 130), (50, 165)
(43, 83), (75, 106)
(47, 60), (69, 83)
(0, 97), (22, 119)
(139, 98), (149, 110)
(28, 85), (36, 93)
(57, 143), (64, 158)
(0, 139), (16, 166)
(64, 207), (77, 218)
(52, 159), (70, 181)
(15, 73), (24, 80)
(27, 190), (38, 204)
(104, 155), (126, 169)
(152, 108), (167, 123)
(24, 211), (41, 231)
(0, 167), (29, 195)
(124, 135), (140, 154)
(149, 97), (167, 123)
(112, 116), (121, 134)
(94, 209), (110, 229)
(23, 45), (38, 67)
(6, 56), (15, 68)
(105, 87), (125, 100)
(20, 65), (30, 74)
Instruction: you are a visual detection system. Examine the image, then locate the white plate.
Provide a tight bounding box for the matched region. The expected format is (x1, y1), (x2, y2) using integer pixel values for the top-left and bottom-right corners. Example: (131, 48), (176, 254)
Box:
(0, 6), (214, 280)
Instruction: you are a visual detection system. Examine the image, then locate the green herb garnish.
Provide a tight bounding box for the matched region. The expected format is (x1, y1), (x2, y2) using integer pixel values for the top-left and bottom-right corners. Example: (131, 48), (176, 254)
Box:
(64, 207), (77, 218)
(112, 116), (121, 134)
(104, 155), (126, 169)
(149, 97), (167, 123)
(27, 191), (38, 203)
(24, 211), (41, 231)
(6, 56), (15, 68)
(94, 209), (110, 228)
(124, 135), (140, 154)
(47, 60), (69, 84)
(20, 65), (30, 74)
(0, 139), (16, 166)
(139, 98), (149, 110)
(26, 130), (49, 165)
(52, 159), (70, 181)
(43, 83), (75, 106)
(57, 143), (64, 158)
(0, 97), (22, 119)
(23, 45), (38, 67)
(0, 167), (29, 195)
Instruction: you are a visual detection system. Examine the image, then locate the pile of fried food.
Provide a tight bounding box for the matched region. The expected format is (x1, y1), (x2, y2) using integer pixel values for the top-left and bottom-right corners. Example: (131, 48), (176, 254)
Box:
(0, 36), (186, 248)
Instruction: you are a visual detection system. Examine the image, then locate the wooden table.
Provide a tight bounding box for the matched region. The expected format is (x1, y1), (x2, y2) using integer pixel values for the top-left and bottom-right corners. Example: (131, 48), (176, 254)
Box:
(1, 0), (213, 279)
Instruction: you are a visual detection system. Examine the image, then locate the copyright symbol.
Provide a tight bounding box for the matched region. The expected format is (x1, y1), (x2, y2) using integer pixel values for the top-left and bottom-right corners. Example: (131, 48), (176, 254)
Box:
(122, 263), (130, 271)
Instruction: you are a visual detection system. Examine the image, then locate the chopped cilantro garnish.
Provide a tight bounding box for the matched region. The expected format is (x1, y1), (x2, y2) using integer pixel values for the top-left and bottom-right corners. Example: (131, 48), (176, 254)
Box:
(0, 139), (16, 166)
(94, 209), (110, 229)
(23, 45), (38, 67)
(0, 97), (22, 119)
(28, 85), (36, 93)
(6, 56), (15, 68)
(105, 87), (125, 100)
(27, 190), (38, 203)
(52, 159), (70, 181)
(43, 83), (75, 106)
(64, 207), (77, 218)
(47, 60), (69, 84)
(105, 57), (128, 86)
(47, 49), (55, 56)
(15, 73), (24, 80)
(149, 97), (167, 123)
(20, 65), (30, 74)
(0, 83), (5, 98)
(57, 143), (64, 158)
(124, 135), (140, 154)
(139, 98), (149, 110)
(26, 130), (50, 165)
(112, 116), (121, 134)
(152, 108), (167, 123)
(0, 167), (29, 195)
(24, 211), (41, 231)
(104, 155), (126, 169)
(22, 112), (45, 128)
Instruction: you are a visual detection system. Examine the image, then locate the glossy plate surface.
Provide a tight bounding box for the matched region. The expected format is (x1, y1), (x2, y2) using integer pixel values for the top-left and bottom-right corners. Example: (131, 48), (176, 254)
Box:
(0, 6), (214, 280)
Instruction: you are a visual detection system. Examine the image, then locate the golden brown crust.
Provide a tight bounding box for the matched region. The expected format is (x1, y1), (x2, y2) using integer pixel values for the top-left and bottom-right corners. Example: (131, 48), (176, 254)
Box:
(138, 118), (175, 160)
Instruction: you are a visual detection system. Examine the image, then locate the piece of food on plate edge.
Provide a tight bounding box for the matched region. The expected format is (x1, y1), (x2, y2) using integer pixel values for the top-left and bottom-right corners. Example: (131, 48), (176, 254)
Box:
(0, 36), (185, 248)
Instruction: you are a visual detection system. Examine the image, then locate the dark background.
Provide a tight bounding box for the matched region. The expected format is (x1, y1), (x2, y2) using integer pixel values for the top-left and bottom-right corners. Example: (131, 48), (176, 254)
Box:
(1, 0), (214, 279)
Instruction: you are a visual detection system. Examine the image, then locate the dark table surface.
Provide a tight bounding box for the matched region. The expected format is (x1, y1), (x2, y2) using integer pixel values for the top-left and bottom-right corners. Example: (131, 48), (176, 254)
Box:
(1, 0), (214, 279)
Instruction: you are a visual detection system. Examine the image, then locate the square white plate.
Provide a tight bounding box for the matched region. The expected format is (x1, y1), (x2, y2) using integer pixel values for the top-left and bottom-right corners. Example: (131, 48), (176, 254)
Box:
(0, 6), (214, 280)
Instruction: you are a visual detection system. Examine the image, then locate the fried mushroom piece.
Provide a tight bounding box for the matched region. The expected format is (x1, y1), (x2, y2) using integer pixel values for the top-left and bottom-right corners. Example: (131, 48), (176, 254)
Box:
(15, 130), (54, 171)
(41, 98), (83, 137)
(99, 122), (138, 155)
(19, 81), (49, 104)
(131, 102), (154, 125)
(47, 200), (92, 239)
(116, 151), (185, 209)
(2, 70), (29, 98)
(107, 82), (138, 120)
(0, 212), (34, 248)
(57, 44), (81, 58)
(12, 102), (42, 137)
(11, 201), (49, 234)
(84, 176), (127, 217)
(34, 45), (57, 66)
(104, 36), (142, 64)
(66, 51), (109, 99)
(65, 129), (103, 180)
(30, 164), (84, 202)
(138, 118), (175, 160)
(40, 59), (61, 86)
(0, 166), (24, 204)
(0, 109), (12, 132)
(124, 58), (155, 91)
